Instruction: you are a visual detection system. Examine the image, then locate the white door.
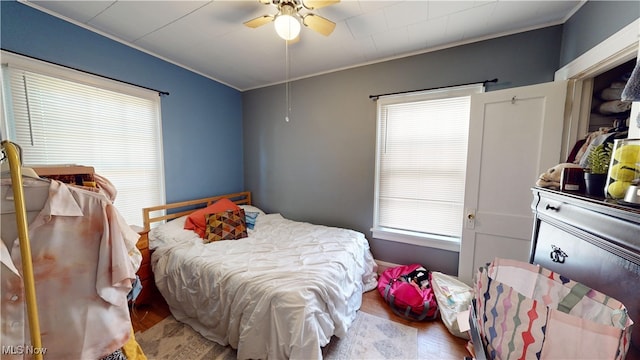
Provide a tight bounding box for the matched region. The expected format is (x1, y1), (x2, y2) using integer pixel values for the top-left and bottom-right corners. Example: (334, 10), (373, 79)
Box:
(457, 81), (568, 285)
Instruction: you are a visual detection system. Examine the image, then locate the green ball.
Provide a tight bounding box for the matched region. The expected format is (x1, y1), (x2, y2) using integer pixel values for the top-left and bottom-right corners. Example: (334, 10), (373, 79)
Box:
(609, 162), (640, 181)
(613, 144), (640, 163)
(607, 180), (631, 199)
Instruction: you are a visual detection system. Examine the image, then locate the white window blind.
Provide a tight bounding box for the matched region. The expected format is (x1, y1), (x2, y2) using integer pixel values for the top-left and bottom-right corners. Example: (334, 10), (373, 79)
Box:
(1, 55), (164, 227)
(373, 85), (483, 245)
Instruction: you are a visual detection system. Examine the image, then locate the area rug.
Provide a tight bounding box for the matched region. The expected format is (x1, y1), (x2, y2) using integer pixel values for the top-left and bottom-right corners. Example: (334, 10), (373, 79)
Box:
(135, 311), (417, 360)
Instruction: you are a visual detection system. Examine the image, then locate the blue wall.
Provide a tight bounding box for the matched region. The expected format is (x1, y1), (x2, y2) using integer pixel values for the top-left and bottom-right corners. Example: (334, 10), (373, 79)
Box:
(0, 1), (244, 203)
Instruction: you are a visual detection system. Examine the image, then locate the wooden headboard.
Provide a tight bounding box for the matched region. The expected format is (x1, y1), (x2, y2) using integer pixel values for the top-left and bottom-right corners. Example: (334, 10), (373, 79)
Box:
(142, 191), (252, 231)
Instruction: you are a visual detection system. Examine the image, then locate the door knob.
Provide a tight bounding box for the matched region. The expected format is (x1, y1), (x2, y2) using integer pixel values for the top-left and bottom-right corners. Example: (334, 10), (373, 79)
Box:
(465, 209), (476, 229)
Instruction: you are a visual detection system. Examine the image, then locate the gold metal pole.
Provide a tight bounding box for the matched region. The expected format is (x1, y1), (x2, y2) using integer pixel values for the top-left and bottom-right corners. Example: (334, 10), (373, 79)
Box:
(2, 140), (43, 360)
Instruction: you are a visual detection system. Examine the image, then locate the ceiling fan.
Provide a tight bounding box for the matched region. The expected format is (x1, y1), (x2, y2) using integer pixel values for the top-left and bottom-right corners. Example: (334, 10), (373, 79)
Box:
(244, 0), (339, 40)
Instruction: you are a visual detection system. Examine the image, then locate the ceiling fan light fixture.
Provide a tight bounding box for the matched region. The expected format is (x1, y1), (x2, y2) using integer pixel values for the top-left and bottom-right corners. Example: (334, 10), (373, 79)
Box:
(245, 0), (338, 40)
(274, 14), (300, 40)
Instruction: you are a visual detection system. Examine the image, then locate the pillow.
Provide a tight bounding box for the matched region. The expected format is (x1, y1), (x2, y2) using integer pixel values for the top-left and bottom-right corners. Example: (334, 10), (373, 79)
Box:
(239, 204), (266, 216)
(148, 215), (195, 250)
(245, 211), (259, 230)
(204, 209), (248, 243)
(184, 198), (240, 238)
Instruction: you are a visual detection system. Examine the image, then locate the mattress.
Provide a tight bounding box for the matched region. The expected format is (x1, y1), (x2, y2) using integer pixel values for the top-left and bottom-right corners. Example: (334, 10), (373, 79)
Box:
(150, 212), (378, 359)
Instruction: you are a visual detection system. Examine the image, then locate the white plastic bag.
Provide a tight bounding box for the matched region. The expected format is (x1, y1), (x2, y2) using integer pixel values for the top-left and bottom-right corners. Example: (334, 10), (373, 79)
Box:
(431, 271), (474, 339)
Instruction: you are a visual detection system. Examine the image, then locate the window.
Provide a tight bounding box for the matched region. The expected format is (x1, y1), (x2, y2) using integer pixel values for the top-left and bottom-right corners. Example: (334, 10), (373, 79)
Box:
(1, 52), (164, 227)
(372, 84), (483, 251)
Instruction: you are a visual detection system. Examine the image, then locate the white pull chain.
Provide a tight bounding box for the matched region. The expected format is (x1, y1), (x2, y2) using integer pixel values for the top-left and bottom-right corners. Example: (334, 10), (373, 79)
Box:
(285, 40), (291, 122)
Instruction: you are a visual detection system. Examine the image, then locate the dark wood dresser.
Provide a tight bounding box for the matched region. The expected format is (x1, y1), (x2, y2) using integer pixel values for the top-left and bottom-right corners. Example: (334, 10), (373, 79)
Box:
(133, 230), (157, 306)
(530, 187), (640, 359)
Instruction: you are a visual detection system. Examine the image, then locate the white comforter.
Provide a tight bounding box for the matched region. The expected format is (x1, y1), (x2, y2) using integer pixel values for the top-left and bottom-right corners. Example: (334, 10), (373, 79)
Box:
(150, 213), (378, 360)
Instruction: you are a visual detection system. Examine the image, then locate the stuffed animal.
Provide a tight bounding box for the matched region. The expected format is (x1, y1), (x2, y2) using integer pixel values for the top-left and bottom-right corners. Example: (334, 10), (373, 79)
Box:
(536, 163), (583, 190)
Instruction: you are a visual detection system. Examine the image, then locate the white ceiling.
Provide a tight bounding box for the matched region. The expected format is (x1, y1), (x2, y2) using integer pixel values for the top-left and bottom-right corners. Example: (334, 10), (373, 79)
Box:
(23, 0), (584, 91)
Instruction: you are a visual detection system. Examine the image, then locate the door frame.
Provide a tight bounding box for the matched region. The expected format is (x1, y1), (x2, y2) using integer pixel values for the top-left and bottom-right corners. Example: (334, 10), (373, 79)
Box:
(555, 19), (639, 157)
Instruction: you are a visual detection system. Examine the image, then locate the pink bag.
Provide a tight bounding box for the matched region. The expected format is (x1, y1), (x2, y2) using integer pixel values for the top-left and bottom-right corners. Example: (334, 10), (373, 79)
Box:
(377, 264), (439, 321)
(474, 258), (633, 360)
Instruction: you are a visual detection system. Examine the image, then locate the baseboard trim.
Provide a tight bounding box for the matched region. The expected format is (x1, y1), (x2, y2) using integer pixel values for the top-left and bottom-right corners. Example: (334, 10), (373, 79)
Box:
(374, 259), (400, 274)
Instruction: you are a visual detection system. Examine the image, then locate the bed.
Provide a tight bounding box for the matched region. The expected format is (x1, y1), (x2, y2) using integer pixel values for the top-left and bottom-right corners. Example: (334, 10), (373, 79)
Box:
(142, 191), (378, 359)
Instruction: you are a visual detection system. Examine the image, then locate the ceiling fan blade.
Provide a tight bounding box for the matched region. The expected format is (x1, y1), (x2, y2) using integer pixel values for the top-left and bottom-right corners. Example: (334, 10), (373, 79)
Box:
(244, 15), (275, 28)
(302, 14), (336, 36)
(258, 0), (272, 4)
(302, 0), (339, 10)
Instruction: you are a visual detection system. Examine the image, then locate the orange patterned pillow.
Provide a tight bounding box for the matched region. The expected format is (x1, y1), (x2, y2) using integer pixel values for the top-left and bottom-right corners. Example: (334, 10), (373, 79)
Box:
(204, 209), (248, 243)
(184, 198), (240, 238)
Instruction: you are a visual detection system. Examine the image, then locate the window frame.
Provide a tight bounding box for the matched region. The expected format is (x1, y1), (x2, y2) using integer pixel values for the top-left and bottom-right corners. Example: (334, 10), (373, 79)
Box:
(1, 50), (165, 228)
(372, 84), (484, 252)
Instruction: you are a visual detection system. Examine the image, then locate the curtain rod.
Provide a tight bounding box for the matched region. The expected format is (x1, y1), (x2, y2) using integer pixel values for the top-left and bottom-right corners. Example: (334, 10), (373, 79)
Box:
(1, 49), (170, 96)
(369, 78), (498, 101)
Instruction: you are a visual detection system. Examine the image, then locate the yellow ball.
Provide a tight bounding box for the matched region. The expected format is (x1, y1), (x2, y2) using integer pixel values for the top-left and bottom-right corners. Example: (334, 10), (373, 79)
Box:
(607, 180), (631, 199)
(609, 162), (640, 181)
(613, 144), (640, 163)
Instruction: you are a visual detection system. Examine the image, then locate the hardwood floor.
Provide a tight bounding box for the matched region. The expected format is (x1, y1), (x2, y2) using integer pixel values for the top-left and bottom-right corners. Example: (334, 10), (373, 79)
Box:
(131, 290), (470, 359)
(360, 289), (470, 360)
(130, 297), (171, 333)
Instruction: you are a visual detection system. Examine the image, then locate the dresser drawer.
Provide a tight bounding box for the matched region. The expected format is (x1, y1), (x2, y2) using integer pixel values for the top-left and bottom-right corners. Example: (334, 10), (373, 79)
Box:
(533, 221), (640, 292)
(536, 195), (640, 256)
(138, 246), (150, 265)
(135, 278), (154, 306)
(136, 263), (152, 280)
(132, 230), (156, 306)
